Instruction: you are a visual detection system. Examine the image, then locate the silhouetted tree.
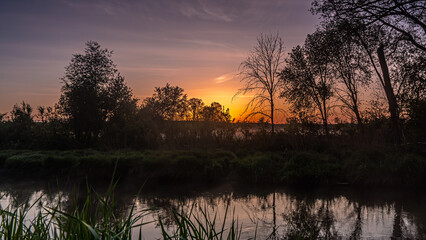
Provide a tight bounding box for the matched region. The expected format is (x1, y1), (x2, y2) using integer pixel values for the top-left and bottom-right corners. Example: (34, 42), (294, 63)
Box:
(312, 0), (426, 52)
(103, 76), (139, 148)
(234, 33), (285, 135)
(201, 102), (232, 122)
(312, 0), (426, 143)
(10, 102), (34, 146)
(392, 44), (426, 109)
(0, 112), (6, 122)
(188, 98), (204, 121)
(11, 102), (33, 124)
(324, 21), (371, 127)
(280, 29), (335, 135)
(58, 41), (135, 145)
(143, 83), (189, 121)
(37, 106), (47, 123)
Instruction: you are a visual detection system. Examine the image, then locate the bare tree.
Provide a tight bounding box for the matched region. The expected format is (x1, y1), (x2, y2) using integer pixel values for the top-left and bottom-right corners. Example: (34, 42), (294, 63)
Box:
(234, 33), (285, 135)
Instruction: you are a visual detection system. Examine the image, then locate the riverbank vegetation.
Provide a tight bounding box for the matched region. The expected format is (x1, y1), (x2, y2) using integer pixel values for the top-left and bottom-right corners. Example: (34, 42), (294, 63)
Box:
(1, 148), (424, 187)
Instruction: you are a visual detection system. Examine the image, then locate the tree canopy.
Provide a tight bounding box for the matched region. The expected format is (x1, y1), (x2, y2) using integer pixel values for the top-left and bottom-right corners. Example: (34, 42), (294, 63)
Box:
(58, 41), (136, 144)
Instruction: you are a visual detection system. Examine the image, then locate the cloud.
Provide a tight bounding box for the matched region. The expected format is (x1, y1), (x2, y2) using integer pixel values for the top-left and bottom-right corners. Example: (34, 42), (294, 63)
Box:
(215, 72), (238, 84)
(176, 0), (234, 22)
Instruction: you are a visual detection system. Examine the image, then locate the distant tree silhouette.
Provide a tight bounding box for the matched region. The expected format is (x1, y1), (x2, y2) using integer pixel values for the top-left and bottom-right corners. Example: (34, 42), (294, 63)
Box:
(10, 102), (34, 145)
(188, 98), (204, 121)
(280, 29), (335, 135)
(37, 106), (46, 123)
(11, 102), (33, 125)
(234, 33), (285, 135)
(201, 102), (232, 122)
(58, 41), (136, 145)
(143, 83), (189, 121)
(0, 113), (6, 122)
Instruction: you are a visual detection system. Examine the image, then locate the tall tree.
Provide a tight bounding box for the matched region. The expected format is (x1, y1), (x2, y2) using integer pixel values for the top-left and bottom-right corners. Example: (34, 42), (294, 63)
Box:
(280, 29), (335, 135)
(325, 21), (371, 126)
(313, 0), (426, 143)
(234, 33), (285, 135)
(59, 41), (136, 144)
(311, 0), (422, 144)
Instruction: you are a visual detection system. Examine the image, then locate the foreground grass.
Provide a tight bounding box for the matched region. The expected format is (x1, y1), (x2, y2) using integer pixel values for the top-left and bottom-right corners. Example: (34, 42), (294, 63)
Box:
(0, 148), (425, 186)
(0, 181), (243, 240)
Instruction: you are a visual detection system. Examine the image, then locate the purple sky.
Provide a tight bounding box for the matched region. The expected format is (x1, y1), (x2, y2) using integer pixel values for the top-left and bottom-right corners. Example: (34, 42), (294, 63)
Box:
(0, 0), (320, 119)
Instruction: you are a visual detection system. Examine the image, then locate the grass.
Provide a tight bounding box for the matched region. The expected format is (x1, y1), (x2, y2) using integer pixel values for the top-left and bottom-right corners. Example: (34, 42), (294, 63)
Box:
(159, 204), (242, 240)
(0, 180), (246, 240)
(0, 148), (425, 186)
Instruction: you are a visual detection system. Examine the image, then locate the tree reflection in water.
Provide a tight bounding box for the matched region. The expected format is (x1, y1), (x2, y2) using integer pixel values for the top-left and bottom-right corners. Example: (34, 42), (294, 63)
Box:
(1, 180), (426, 239)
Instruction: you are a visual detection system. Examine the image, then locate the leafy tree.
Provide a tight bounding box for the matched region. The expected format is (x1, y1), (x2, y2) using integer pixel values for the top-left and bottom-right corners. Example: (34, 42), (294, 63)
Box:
(312, 0), (426, 143)
(324, 21), (371, 126)
(143, 83), (189, 121)
(201, 102), (232, 122)
(392, 44), (426, 109)
(58, 41), (136, 144)
(10, 102), (34, 146)
(11, 101), (33, 125)
(0, 113), (6, 122)
(280, 29), (335, 135)
(234, 33), (285, 135)
(188, 98), (204, 121)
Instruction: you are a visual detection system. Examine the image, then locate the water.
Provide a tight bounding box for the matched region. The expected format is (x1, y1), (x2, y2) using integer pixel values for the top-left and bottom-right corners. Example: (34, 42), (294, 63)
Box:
(1, 179), (425, 239)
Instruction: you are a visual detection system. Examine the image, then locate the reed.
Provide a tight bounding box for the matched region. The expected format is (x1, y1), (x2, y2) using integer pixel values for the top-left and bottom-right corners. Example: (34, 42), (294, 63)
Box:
(0, 182), (246, 240)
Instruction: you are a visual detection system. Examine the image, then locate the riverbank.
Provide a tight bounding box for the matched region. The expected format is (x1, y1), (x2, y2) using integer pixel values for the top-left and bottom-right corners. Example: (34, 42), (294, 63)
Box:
(0, 149), (425, 187)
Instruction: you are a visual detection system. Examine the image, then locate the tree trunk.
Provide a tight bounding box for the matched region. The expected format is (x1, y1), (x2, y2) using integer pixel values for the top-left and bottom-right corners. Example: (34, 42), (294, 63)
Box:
(377, 45), (401, 145)
(271, 98), (275, 136)
(323, 100), (329, 135)
(353, 105), (363, 129)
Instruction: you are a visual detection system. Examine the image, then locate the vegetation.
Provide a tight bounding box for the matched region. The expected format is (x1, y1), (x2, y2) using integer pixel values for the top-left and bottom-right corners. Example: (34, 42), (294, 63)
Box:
(0, 1), (425, 187)
(0, 148), (424, 187)
(0, 180), (244, 240)
(234, 33), (285, 135)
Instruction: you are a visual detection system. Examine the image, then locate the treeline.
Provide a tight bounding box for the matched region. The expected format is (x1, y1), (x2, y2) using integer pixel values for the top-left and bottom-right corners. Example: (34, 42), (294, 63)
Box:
(1, 0), (425, 151)
(0, 42), (233, 149)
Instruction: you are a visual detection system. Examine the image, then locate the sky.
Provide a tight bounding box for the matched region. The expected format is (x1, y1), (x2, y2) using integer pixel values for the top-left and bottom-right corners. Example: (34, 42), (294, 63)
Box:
(0, 0), (320, 121)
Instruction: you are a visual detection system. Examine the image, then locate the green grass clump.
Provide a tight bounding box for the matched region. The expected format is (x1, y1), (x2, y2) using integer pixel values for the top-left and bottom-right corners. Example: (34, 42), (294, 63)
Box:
(159, 204), (242, 240)
(4, 151), (48, 170)
(0, 180), (148, 240)
(0, 181), (246, 240)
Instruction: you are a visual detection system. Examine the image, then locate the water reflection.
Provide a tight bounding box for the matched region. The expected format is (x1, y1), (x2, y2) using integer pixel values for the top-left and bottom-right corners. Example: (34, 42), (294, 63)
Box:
(0, 180), (425, 239)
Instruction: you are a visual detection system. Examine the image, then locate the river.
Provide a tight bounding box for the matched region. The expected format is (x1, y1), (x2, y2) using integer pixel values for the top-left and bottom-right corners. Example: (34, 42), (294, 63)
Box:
(0, 179), (425, 239)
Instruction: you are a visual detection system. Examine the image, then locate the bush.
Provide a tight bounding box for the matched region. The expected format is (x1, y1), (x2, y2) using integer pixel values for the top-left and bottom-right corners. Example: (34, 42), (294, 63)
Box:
(280, 151), (339, 185)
